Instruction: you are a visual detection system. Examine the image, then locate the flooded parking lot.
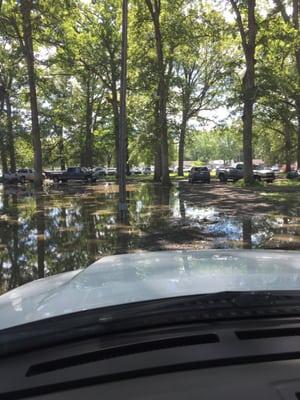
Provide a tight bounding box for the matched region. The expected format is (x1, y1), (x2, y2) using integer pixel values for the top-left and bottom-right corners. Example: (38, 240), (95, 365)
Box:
(0, 181), (300, 294)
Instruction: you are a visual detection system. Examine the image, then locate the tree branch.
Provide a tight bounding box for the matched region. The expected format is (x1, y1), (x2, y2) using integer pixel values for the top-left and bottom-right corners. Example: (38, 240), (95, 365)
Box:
(273, 0), (290, 23)
(229, 0), (248, 54)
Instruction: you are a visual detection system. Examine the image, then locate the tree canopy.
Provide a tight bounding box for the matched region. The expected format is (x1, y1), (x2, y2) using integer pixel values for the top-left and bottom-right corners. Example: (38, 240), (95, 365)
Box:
(0, 0), (299, 184)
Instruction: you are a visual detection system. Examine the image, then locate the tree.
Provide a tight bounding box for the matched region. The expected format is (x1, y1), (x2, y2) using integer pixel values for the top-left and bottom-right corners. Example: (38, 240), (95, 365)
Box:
(19, 0), (43, 188)
(272, 0), (300, 168)
(230, 0), (257, 184)
(145, 0), (171, 185)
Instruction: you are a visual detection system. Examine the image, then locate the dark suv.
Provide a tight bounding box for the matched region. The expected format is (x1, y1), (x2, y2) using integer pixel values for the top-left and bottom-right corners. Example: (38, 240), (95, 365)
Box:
(188, 166), (210, 183)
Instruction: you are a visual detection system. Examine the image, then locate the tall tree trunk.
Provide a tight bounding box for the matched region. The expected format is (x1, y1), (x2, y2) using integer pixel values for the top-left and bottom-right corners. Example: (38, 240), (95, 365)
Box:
(296, 100), (300, 168)
(110, 62), (119, 174)
(84, 77), (94, 168)
(0, 128), (8, 173)
(274, 0), (300, 167)
(284, 122), (292, 173)
(153, 93), (162, 182)
(5, 94), (16, 173)
(57, 126), (65, 170)
(178, 114), (187, 176)
(293, 0), (300, 168)
(159, 75), (170, 185)
(20, 0), (43, 188)
(145, 0), (170, 186)
(242, 91), (254, 183)
(118, 0), (128, 219)
(230, 0), (256, 185)
(154, 142), (162, 181)
(242, 5), (256, 185)
(0, 95), (8, 173)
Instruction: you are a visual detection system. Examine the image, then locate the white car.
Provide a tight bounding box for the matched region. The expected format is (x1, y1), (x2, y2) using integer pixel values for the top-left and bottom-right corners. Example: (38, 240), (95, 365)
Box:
(130, 167), (142, 175)
(93, 167), (106, 178)
(17, 168), (35, 182)
(141, 167), (152, 174)
(105, 167), (117, 175)
(1, 250), (300, 399)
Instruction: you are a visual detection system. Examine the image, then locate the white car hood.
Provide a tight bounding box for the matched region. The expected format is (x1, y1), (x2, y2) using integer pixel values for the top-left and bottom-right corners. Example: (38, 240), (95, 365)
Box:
(1, 250), (300, 330)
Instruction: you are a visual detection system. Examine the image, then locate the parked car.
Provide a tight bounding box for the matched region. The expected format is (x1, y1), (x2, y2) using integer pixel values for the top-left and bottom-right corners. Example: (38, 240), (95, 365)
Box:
(17, 168), (35, 183)
(3, 168), (37, 184)
(46, 167), (96, 183)
(106, 167), (117, 176)
(93, 166), (106, 178)
(217, 163), (275, 183)
(253, 165), (276, 182)
(130, 167), (142, 175)
(271, 164), (280, 174)
(2, 171), (22, 184)
(142, 167), (152, 174)
(188, 166), (211, 183)
(217, 163), (244, 182)
(287, 170), (300, 179)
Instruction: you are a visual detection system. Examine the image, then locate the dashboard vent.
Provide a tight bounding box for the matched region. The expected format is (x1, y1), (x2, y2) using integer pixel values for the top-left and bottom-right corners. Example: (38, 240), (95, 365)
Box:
(26, 333), (219, 377)
(236, 327), (300, 340)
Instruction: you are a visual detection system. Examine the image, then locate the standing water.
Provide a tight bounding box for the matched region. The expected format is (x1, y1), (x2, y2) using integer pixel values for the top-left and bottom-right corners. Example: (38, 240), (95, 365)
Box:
(0, 182), (300, 294)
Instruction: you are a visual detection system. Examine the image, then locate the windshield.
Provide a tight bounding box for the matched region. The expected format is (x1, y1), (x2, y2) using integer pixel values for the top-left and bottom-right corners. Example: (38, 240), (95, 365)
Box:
(0, 0), (300, 340)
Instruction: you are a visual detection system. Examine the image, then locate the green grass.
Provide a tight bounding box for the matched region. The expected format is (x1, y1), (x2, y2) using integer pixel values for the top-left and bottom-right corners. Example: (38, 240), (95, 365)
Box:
(233, 179), (264, 189)
(274, 178), (300, 187)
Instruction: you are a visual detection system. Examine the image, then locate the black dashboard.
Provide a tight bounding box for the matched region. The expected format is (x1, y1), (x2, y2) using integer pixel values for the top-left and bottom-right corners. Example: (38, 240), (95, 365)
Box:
(2, 317), (300, 399)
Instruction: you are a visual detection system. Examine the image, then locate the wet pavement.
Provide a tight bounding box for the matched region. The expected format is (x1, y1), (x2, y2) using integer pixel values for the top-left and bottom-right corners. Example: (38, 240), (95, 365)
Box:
(0, 181), (300, 294)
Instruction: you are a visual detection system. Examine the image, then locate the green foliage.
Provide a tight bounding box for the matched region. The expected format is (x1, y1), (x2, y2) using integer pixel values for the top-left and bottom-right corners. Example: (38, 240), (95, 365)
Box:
(0, 0), (299, 171)
(186, 125), (242, 163)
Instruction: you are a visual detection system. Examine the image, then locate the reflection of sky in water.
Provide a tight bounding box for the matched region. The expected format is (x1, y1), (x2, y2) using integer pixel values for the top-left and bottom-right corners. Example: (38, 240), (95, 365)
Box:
(185, 206), (220, 222)
(206, 218), (242, 240)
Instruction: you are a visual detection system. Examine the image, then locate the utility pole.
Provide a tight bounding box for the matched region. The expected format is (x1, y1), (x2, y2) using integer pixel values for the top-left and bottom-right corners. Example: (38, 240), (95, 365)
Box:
(118, 0), (128, 220)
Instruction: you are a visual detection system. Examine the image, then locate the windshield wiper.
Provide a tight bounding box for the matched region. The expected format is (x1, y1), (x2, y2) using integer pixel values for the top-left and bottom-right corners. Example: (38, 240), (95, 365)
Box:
(2, 291), (300, 358)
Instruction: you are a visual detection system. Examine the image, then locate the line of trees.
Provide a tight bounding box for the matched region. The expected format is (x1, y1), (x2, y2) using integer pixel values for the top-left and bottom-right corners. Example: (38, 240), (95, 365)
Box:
(0, 0), (299, 188)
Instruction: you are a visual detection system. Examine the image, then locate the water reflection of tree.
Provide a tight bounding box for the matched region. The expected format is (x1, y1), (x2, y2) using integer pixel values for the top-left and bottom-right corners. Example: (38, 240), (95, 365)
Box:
(9, 194), (20, 288)
(35, 195), (45, 279)
(242, 217), (252, 249)
(0, 190), (9, 292)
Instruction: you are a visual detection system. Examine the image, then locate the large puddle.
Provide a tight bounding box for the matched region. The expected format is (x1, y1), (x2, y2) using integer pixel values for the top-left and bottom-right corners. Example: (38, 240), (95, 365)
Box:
(0, 182), (300, 294)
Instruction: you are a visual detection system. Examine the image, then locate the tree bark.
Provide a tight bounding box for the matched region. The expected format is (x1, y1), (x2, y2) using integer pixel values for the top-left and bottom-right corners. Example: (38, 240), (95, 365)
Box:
(0, 91), (8, 173)
(293, 1), (300, 168)
(111, 80), (119, 173)
(274, 0), (300, 167)
(145, 0), (171, 186)
(153, 92), (162, 181)
(118, 0), (128, 219)
(20, 0), (43, 188)
(154, 141), (162, 181)
(178, 114), (187, 176)
(284, 121), (292, 173)
(230, 0), (256, 185)
(57, 126), (65, 170)
(0, 128), (8, 173)
(5, 94), (16, 172)
(83, 76), (94, 168)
